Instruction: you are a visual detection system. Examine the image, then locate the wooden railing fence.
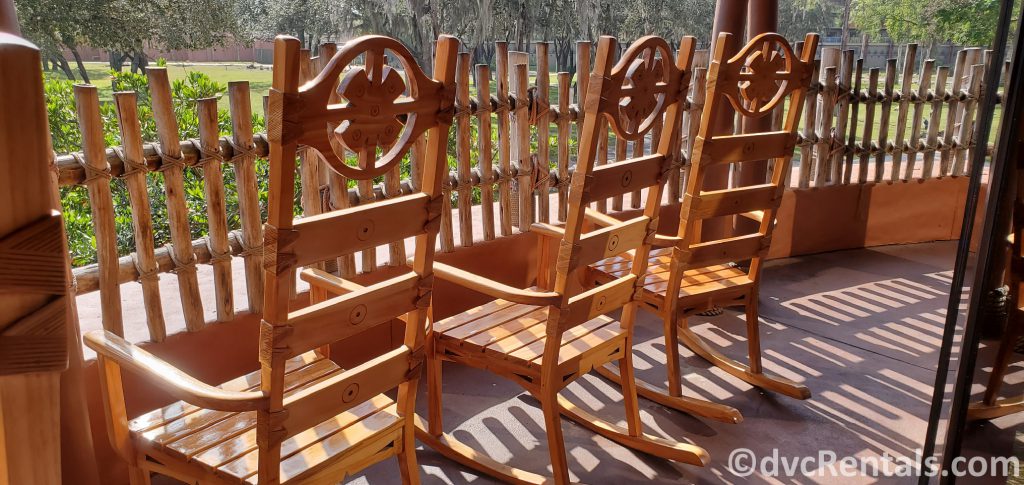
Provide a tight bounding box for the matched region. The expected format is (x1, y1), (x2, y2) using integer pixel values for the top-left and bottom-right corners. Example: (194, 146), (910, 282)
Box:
(51, 39), (1005, 344)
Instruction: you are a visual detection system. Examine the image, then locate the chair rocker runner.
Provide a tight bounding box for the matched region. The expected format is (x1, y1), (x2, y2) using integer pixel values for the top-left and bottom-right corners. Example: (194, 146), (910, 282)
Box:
(588, 32), (819, 422)
(416, 35), (707, 484)
(85, 34), (458, 484)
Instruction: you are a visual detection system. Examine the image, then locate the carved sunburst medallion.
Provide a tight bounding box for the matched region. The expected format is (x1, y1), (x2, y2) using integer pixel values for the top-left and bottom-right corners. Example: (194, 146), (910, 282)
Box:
(334, 65), (406, 152)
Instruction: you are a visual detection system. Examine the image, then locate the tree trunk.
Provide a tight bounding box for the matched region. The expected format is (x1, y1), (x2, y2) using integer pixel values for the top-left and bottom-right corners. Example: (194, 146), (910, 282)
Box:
(108, 51), (128, 72)
(68, 45), (90, 83)
(51, 54), (75, 80)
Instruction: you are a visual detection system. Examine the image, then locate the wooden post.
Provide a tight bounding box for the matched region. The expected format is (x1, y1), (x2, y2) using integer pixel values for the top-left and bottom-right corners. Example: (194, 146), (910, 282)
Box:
(890, 44), (916, 181)
(147, 68), (206, 330)
(874, 58), (896, 182)
(843, 56), (864, 184)
(227, 82), (265, 311)
(510, 56), (533, 230)
(859, 68), (880, 183)
(455, 52), (474, 246)
(704, 0), (747, 240)
(904, 58), (932, 181)
(941, 49), (968, 176)
(196, 98), (234, 321)
(73, 85), (123, 335)
(535, 42), (551, 223)
(832, 49), (854, 184)
(476, 64), (497, 239)
(555, 71), (571, 221)
(112, 92), (166, 341)
(495, 41), (513, 236)
(922, 66), (949, 179)
(0, 25), (69, 485)
(813, 49), (839, 187)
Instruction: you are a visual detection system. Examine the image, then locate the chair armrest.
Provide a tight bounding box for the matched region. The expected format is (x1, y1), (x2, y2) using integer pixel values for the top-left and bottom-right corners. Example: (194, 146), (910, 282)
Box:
(584, 208), (620, 227)
(652, 234), (683, 247)
(531, 222), (565, 239)
(300, 268), (366, 295)
(84, 331), (266, 412)
(432, 261), (561, 306)
(739, 210), (765, 224)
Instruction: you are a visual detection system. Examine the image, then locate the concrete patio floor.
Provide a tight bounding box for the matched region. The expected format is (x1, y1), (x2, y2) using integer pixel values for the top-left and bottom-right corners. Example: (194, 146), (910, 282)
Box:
(134, 240), (1022, 484)
(349, 241), (1020, 484)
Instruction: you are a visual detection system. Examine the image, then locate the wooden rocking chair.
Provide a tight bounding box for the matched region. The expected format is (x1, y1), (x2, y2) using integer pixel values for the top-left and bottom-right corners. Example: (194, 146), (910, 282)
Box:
(85, 34), (458, 484)
(588, 32), (819, 422)
(967, 120), (1024, 421)
(415, 35), (706, 484)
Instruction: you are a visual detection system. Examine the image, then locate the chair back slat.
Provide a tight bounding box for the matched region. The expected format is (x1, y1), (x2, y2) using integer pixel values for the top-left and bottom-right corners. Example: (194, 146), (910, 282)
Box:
(688, 184), (779, 220)
(290, 193), (435, 267)
(280, 345), (413, 440)
(283, 273), (421, 357)
(260, 33), (458, 482)
(582, 154), (666, 203)
(694, 130), (797, 165)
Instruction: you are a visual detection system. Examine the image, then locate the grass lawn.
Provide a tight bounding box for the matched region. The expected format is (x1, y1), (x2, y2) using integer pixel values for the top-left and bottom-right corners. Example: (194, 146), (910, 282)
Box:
(48, 61), (273, 114)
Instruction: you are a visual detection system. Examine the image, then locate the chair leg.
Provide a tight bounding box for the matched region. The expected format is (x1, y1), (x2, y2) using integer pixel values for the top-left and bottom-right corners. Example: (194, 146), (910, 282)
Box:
(617, 337), (643, 437)
(426, 346), (444, 436)
(540, 387), (571, 485)
(745, 297), (763, 375)
(664, 313), (684, 398)
(983, 319), (1024, 405)
(127, 465), (151, 485)
(397, 423), (422, 485)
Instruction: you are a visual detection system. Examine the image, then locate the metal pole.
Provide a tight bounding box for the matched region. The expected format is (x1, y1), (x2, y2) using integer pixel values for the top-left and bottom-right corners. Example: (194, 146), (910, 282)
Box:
(917, 0), (1018, 481)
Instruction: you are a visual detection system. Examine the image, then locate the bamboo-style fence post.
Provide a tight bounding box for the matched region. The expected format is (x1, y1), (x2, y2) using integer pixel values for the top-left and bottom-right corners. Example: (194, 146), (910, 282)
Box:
(73, 85), (123, 335)
(297, 53), (322, 266)
(922, 66), (949, 179)
(476, 64), (497, 240)
(0, 23), (70, 485)
(797, 59), (819, 188)
(859, 68), (880, 183)
(510, 55), (533, 230)
(953, 63), (984, 176)
(226, 81), (264, 311)
(940, 49), (968, 176)
(875, 59), (897, 182)
(195, 98), (234, 321)
(684, 63), (708, 193)
(890, 44), (916, 181)
(455, 52), (474, 247)
(575, 41), (593, 207)
(843, 56), (864, 184)
(555, 71), (571, 221)
(112, 92), (165, 341)
(612, 132), (627, 210)
(535, 42), (552, 223)
(904, 58), (933, 181)
(832, 49), (854, 184)
(495, 41), (513, 236)
(147, 68), (205, 330)
(814, 48), (839, 187)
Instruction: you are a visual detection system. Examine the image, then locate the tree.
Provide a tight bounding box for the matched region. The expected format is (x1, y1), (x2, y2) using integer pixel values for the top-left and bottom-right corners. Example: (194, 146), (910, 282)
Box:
(851, 0), (1003, 46)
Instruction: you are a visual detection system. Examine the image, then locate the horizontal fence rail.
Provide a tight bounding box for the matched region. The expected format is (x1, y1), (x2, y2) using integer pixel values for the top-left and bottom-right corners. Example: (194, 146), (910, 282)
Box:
(51, 39), (1004, 344)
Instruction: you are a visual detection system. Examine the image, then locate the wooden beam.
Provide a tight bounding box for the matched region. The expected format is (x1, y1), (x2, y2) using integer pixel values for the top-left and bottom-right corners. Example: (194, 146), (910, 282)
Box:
(0, 15), (69, 485)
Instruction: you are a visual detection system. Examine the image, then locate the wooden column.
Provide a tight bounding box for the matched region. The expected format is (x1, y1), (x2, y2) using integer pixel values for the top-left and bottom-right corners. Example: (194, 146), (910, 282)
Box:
(0, 15), (72, 484)
(704, 0), (748, 240)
